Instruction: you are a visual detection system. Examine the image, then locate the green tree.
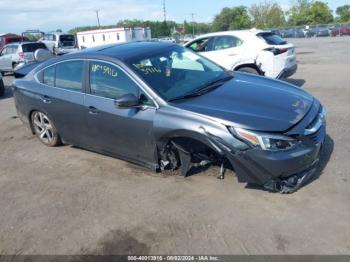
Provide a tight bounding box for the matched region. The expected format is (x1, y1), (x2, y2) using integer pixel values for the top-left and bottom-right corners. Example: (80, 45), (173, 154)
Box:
(249, 1), (286, 29)
(212, 6), (252, 31)
(288, 0), (313, 26)
(288, 0), (333, 26)
(336, 5), (350, 22)
(308, 1), (333, 24)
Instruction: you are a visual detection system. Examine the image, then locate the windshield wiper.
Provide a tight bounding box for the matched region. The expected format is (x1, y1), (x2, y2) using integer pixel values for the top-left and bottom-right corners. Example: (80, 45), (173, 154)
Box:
(168, 73), (233, 102)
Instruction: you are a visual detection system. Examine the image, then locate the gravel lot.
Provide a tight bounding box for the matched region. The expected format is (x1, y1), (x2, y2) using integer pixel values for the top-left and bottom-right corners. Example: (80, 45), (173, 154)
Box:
(0, 37), (349, 255)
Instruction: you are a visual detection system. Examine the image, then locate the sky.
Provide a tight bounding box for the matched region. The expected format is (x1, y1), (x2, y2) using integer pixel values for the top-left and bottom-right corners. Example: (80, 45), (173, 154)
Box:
(0, 0), (348, 34)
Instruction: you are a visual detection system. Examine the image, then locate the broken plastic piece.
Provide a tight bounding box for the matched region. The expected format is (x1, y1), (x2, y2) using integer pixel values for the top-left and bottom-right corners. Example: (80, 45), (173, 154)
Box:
(263, 165), (317, 193)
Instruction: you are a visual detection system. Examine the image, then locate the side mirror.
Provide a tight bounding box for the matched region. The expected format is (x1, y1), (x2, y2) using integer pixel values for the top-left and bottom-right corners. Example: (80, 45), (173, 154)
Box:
(115, 93), (140, 109)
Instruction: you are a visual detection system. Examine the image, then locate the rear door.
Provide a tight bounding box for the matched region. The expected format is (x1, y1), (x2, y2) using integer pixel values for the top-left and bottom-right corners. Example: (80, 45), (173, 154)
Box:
(37, 60), (88, 145)
(84, 60), (156, 163)
(206, 35), (244, 69)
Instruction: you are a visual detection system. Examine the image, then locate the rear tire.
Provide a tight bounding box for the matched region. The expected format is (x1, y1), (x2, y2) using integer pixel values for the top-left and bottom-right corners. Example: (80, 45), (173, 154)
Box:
(0, 78), (4, 97)
(237, 67), (260, 75)
(31, 111), (61, 146)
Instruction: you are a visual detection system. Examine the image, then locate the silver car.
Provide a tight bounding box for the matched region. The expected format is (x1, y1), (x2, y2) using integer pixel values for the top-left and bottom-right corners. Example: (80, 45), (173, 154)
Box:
(40, 32), (77, 55)
(0, 42), (48, 73)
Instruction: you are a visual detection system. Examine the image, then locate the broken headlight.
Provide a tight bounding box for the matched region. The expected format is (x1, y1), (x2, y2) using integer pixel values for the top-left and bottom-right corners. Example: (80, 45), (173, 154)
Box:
(231, 127), (298, 151)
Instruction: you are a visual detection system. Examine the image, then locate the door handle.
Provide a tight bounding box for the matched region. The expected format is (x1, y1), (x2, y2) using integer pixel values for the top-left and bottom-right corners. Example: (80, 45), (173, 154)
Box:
(87, 106), (98, 115)
(41, 95), (52, 104)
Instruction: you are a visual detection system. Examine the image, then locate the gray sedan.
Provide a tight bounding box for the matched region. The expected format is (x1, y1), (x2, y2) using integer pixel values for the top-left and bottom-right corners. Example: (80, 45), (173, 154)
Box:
(13, 42), (326, 193)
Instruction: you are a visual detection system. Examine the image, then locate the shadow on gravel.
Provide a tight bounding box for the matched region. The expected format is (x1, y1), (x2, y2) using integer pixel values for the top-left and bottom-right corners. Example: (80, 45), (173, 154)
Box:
(80, 229), (152, 255)
(0, 85), (13, 99)
(284, 78), (306, 87)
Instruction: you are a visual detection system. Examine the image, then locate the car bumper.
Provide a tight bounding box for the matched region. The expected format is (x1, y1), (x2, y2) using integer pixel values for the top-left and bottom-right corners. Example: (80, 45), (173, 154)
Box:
(224, 124), (326, 193)
(277, 64), (298, 79)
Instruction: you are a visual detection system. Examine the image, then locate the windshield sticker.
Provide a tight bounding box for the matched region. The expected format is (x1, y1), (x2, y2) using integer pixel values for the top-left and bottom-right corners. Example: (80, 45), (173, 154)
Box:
(91, 64), (118, 77)
(133, 64), (162, 75)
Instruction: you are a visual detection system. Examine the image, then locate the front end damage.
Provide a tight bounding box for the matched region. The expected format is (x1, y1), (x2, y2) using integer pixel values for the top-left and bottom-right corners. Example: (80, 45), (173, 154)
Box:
(157, 126), (325, 194)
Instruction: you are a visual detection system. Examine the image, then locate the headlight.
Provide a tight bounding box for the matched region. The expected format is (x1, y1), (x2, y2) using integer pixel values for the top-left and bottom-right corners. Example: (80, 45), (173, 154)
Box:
(231, 127), (298, 151)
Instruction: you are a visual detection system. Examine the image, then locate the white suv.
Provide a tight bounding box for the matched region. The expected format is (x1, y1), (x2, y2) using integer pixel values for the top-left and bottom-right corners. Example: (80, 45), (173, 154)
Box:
(184, 29), (297, 79)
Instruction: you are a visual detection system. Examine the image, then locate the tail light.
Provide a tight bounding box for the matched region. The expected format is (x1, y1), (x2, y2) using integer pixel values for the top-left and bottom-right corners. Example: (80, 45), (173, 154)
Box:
(17, 52), (25, 58)
(264, 47), (288, 56)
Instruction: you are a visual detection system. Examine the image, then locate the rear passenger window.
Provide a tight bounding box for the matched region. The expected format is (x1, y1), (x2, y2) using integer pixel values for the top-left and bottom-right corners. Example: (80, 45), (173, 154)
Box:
(212, 36), (242, 51)
(55, 61), (83, 92)
(89, 61), (139, 99)
(43, 66), (55, 86)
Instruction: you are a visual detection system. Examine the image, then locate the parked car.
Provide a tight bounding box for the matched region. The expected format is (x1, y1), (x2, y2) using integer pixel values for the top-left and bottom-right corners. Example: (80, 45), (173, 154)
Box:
(304, 27), (317, 37)
(158, 37), (176, 43)
(13, 42), (326, 193)
(0, 74), (4, 97)
(184, 29), (297, 79)
(316, 27), (330, 37)
(0, 34), (29, 51)
(40, 32), (77, 55)
(0, 42), (48, 73)
(331, 25), (350, 36)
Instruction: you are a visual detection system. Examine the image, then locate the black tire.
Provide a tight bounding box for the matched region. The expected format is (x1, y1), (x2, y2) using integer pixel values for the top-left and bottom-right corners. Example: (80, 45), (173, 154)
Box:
(31, 111), (61, 147)
(237, 67), (260, 75)
(0, 79), (4, 97)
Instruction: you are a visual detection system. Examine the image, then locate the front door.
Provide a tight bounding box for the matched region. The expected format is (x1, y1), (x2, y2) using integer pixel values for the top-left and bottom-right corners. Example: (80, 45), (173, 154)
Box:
(84, 60), (156, 163)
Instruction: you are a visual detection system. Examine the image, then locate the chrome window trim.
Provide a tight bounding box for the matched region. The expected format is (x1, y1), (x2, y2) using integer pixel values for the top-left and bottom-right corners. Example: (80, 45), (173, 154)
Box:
(34, 58), (159, 109)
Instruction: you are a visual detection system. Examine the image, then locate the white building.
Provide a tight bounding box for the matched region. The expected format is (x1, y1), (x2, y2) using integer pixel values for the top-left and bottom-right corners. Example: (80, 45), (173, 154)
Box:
(76, 27), (151, 49)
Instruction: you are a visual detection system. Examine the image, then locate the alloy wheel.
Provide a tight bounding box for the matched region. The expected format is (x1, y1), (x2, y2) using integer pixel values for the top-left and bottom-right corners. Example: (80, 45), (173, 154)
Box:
(32, 111), (59, 146)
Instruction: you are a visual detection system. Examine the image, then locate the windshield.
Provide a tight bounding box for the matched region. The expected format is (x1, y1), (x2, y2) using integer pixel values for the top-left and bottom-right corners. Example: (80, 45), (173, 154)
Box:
(127, 46), (226, 101)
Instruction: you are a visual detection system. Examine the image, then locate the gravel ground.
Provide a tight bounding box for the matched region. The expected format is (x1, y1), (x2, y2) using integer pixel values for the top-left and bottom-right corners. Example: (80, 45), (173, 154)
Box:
(0, 37), (349, 255)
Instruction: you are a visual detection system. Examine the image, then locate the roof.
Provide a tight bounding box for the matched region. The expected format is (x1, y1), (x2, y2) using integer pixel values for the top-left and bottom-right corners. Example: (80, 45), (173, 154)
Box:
(75, 41), (177, 61)
(77, 27), (150, 35)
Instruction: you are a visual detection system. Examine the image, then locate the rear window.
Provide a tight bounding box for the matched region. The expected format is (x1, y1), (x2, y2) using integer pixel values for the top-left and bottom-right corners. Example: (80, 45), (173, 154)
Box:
(258, 32), (287, 45)
(22, 43), (48, 52)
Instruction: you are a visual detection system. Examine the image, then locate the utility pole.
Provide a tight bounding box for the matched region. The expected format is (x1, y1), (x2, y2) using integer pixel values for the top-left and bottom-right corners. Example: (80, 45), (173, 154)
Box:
(163, 0), (166, 22)
(191, 13), (195, 37)
(95, 9), (101, 28)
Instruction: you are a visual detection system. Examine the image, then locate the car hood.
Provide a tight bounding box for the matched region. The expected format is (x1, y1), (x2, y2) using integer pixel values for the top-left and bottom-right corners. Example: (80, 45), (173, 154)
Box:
(172, 72), (314, 132)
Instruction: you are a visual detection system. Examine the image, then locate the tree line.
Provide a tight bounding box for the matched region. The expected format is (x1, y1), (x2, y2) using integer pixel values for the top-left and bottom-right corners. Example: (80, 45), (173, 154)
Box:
(69, 1), (350, 38)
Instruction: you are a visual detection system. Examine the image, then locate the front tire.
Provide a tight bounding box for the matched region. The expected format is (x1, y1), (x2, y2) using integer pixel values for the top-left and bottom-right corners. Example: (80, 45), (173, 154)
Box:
(31, 111), (61, 146)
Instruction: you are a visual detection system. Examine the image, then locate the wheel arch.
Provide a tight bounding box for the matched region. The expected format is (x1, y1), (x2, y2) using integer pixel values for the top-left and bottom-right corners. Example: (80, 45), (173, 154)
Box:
(233, 63), (263, 75)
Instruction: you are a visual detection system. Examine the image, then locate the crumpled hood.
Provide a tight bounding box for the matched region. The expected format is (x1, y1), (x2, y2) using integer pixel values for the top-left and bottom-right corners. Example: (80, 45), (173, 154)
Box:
(173, 72), (314, 132)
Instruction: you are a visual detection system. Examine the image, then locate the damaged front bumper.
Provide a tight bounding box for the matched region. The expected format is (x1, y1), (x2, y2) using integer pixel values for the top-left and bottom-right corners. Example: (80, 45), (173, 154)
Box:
(217, 125), (326, 193)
